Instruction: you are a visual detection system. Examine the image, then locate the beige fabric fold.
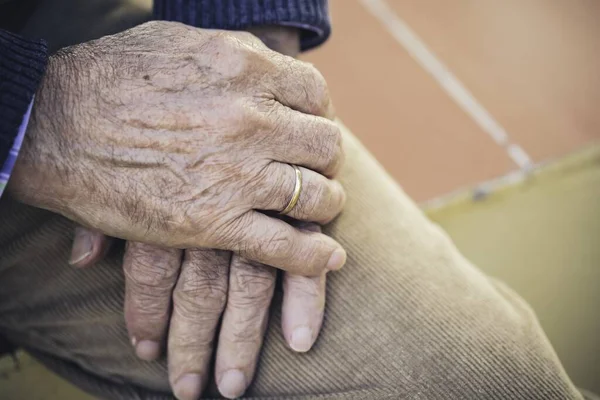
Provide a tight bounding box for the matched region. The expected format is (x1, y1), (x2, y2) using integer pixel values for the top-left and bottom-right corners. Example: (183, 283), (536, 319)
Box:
(0, 127), (584, 399)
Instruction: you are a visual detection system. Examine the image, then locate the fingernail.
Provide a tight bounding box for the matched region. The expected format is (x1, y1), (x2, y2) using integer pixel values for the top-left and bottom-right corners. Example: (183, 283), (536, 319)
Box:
(326, 249), (346, 271)
(290, 326), (313, 352)
(131, 336), (137, 347)
(135, 340), (160, 361)
(69, 229), (93, 266)
(174, 374), (203, 400)
(218, 369), (246, 399)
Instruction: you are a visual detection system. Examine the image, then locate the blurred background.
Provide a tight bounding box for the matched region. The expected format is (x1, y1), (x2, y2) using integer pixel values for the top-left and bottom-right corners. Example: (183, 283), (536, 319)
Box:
(304, 0), (599, 201)
(302, 0), (600, 394)
(2, 0), (599, 398)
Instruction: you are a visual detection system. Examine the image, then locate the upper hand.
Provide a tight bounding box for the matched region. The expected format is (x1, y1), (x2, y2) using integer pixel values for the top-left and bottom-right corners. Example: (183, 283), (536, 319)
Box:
(9, 21), (346, 275)
(63, 24), (336, 399)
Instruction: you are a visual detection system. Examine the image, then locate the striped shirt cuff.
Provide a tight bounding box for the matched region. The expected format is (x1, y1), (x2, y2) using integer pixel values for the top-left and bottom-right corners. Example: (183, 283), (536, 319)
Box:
(0, 99), (32, 197)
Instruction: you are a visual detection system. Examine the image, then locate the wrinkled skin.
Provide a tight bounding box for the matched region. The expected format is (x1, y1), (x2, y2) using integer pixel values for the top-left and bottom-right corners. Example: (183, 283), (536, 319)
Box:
(49, 25), (332, 399)
(74, 225), (327, 400)
(9, 21), (347, 276)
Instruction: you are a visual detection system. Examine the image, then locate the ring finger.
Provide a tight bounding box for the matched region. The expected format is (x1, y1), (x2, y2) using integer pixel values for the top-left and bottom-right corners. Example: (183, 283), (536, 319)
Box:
(266, 106), (343, 177)
(253, 163), (346, 225)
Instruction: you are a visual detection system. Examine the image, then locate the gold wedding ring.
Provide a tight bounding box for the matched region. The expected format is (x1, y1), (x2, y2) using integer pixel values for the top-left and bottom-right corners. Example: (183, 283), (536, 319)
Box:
(280, 165), (303, 215)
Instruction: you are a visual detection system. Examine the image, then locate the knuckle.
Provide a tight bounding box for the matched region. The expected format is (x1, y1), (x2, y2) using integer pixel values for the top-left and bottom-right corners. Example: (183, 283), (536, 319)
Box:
(329, 123), (343, 152)
(304, 63), (330, 111)
(170, 333), (214, 355)
(230, 263), (275, 308)
(239, 227), (293, 261)
(301, 118), (343, 176)
(124, 245), (180, 290)
(252, 162), (289, 207)
(263, 231), (294, 257)
(175, 286), (227, 318)
(230, 323), (264, 343)
(206, 30), (244, 53)
(126, 265), (176, 292)
(127, 290), (170, 321)
(187, 248), (230, 267)
(196, 31), (238, 58)
(142, 20), (169, 28)
(207, 30), (231, 45)
(174, 268), (228, 315)
(229, 288), (272, 309)
(308, 63), (328, 92)
(234, 30), (259, 43)
(215, 216), (252, 250)
(125, 294), (170, 332)
(298, 179), (328, 218)
(263, 51), (284, 75)
(320, 123), (343, 174)
(252, 95), (279, 120)
(241, 103), (272, 135)
(138, 20), (167, 32)
(177, 271), (228, 302)
(135, 21), (183, 43)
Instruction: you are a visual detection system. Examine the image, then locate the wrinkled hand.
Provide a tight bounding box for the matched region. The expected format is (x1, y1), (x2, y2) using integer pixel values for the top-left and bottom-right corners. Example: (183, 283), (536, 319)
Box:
(9, 21), (347, 275)
(71, 225), (326, 399)
(65, 26), (335, 399)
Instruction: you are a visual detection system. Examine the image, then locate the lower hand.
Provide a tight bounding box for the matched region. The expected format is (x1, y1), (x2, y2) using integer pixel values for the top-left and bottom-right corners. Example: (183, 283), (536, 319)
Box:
(71, 227), (327, 400)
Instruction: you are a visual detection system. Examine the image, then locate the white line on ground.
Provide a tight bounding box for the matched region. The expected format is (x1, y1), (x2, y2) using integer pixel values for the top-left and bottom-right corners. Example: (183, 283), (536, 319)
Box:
(357, 0), (533, 171)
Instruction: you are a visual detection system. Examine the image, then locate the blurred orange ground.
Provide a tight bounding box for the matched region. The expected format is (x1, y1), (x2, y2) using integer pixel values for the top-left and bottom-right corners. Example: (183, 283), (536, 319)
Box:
(302, 0), (600, 202)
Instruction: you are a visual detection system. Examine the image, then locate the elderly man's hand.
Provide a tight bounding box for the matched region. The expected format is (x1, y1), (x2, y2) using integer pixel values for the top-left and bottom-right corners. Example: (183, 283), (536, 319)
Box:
(56, 24), (336, 399)
(9, 21), (346, 275)
(70, 224), (326, 400)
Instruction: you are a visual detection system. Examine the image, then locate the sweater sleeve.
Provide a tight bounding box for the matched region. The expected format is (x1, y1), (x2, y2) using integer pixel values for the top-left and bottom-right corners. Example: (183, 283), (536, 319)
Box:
(0, 29), (47, 195)
(153, 0), (331, 51)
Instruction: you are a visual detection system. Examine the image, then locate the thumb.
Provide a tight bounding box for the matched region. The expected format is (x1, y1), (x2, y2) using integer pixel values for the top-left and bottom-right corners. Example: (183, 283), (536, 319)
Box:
(69, 227), (112, 268)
